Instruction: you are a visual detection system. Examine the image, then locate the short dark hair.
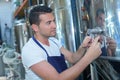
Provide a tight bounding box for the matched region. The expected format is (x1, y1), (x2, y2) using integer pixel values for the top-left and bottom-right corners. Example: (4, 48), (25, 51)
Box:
(29, 5), (53, 25)
(96, 8), (105, 17)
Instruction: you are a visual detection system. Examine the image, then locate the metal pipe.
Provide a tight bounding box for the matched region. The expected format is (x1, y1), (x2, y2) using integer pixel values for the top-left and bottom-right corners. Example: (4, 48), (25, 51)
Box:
(14, 0), (28, 17)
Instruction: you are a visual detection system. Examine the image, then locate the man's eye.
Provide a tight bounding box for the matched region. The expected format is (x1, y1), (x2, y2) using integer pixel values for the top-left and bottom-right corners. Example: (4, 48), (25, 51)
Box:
(46, 21), (51, 25)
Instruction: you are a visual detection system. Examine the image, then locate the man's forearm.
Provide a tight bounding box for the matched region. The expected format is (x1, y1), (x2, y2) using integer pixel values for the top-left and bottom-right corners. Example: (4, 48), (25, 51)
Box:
(72, 45), (87, 63)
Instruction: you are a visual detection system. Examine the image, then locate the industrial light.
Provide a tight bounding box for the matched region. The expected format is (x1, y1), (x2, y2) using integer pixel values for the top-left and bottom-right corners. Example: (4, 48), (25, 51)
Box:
(5, 0), (11, 2)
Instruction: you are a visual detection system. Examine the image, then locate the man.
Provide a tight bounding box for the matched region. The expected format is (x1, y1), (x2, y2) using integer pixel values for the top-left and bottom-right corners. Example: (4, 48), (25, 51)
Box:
(94, 8), (119, 80)
(95, 8), (116, 56)
(21, 5), (101, 80)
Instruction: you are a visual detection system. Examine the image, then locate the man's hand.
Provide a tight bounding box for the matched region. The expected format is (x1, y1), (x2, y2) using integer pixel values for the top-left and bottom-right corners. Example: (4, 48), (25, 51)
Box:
(107, 37), (117, 56)
(81, 36), (92, 48)
(84, 36), (102, 61)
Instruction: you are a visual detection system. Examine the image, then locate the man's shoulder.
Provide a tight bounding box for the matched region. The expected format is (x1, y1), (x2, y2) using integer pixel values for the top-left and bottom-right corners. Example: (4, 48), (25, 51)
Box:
(22, 38), (35, 50)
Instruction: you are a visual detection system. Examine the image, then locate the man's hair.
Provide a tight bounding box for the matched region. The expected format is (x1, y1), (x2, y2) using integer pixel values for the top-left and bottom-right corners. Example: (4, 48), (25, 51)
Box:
(29, 5), (53, 25)
(96, 8), (105, 17)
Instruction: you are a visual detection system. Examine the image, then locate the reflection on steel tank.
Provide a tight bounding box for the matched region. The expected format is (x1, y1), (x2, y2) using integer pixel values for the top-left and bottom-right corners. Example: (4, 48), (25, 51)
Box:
(104, 0), (120, 56)
(78, 0), (120, 56)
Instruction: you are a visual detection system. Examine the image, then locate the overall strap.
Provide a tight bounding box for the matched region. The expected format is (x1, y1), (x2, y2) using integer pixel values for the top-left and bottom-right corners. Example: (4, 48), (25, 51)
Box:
(32, 36), (49, 56)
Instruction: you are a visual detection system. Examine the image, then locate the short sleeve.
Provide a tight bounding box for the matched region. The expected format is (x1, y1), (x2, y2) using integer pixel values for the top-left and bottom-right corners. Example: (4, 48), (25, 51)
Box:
(21, 39), (47, 68)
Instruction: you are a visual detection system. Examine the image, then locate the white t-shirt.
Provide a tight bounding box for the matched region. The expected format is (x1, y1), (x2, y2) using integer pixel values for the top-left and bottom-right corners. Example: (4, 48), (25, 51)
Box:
(21, 37), (62, 80)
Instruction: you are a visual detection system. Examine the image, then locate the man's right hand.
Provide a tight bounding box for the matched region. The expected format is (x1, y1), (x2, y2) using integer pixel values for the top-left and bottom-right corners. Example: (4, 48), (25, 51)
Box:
(84, 36), (102, 62)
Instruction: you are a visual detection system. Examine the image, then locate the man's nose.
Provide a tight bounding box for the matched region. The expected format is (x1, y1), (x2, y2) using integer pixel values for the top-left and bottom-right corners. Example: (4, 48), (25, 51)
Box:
(52, 22), (56, 28)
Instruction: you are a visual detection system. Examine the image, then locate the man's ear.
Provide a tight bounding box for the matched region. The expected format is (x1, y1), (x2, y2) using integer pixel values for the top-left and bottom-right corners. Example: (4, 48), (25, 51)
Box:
(31, 24), (38, 32)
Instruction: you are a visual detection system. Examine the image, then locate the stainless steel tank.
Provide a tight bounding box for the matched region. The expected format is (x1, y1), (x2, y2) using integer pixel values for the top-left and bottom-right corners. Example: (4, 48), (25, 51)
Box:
(14, 19), (29, 53)
(77, 0), (120, 80)
(75, 0), (120, 57)
(103, 0), (120, 56)
(47, 0), (77, 52)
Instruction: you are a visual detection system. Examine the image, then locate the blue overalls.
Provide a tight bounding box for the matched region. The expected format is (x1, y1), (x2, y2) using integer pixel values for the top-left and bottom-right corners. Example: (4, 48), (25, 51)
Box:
(32, 36), (67, 73)
(101, 47), (107, 56)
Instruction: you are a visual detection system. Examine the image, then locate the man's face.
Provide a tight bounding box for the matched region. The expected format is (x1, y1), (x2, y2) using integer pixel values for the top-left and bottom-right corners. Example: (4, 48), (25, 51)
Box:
(38, 13), (56, 38)
(96, 13), (105, 28)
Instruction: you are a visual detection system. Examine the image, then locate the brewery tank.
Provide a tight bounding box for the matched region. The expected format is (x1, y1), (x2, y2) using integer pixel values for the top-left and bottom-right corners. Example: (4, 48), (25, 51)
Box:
(14, 19), (30, 53)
